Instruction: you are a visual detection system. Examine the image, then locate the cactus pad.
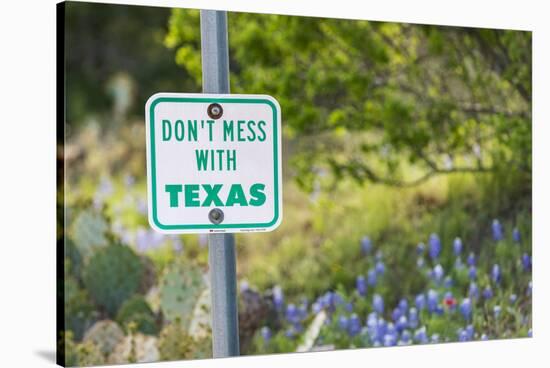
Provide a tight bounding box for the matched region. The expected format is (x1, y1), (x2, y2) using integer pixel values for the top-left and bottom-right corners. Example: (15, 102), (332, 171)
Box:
(83, 243), (144, 316)
(71, 209), (108, 258)
(159, 261), (205, 327)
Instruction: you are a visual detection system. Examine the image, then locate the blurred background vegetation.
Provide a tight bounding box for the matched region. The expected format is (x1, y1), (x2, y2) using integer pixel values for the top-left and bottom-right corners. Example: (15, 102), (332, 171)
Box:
(60, 2), (531, 365)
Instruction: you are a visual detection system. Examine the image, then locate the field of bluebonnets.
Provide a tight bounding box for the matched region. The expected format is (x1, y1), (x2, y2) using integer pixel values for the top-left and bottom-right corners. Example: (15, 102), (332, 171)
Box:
(60, 3), (532, 366)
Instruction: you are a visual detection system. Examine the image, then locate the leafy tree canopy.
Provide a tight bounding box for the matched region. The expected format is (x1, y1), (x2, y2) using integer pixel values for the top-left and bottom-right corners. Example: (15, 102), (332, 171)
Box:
(166, 10), (531, 190)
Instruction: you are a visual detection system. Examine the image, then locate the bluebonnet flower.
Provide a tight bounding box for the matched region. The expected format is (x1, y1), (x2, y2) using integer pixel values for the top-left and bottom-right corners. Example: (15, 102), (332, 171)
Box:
(522, 253), (531, 271)
(509, 294), (517, 304)
(409, 308), (419, 329)
(513, 227), (521, 243)
(348, 314), (361, 336)
(375, 317), (387, 342)
(273, 285), (284, 310)
(361, 236), (372, 255)
(392, 307), (403, 322)
(429, 233), (441, 260)
(398, 298), (408, 313)
(468, 265), (477, 281)
(356, 275), (367, 296)
(373, 294), (384, 315)
(400, 330), (412, 345)
(286, 303), (300, 324)
(492, 219), (503, 241)
(453, 237), (463, 256)
(481, 334), (488, 341)
(433, 264), (444, 283)
(431, 334), (440, 343)
(312, 301), (322, 314)
(528, 329), (532, 337)
(383, 333), (397, 347)
(414, 326), (429, 344)
(466, 325), (475, 340)
(375, 260), (385, 276)
(469, 282), (479, 299)
(493, 305), (502, 318)
(415, 293), (426, 311)
(459, 298), (472, 320)
(261, 326), (271, 342)
(367, 268), (377, 286)
(345, 302), (354, 312)
(427, 289), (438, 313)
(386, 322), (396, 336)
(338, 315), (349, 330)
(467, 252), (476, 266)
(492, 264), (501, 284)
(458, 328), (469, 342)
(333, 292), (344, 305)
(396, 315), (408, 332)
(483, 286), (493, 300)
(444, 276), (453, 289)
(321, 291), (342, 312)
(417, 242), (425, 255)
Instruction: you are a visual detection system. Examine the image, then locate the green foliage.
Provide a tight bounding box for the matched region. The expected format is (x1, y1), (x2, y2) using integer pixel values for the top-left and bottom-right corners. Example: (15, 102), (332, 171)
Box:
(65, 2), (194, 125)
(116, 295), (159, 335)
(167, 11), (531, 189)
(83, 243), (144, 316)
(159, 260), (204, 326)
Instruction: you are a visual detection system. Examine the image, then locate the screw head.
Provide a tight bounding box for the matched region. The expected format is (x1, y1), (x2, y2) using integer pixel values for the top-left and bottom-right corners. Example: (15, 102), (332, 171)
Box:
(208, 208), (224, 224)
(207, 103), (223, 119)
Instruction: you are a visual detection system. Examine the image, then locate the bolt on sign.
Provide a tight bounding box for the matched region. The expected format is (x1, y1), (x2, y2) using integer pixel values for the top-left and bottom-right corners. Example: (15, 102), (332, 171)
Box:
(145, 93), (283, 234)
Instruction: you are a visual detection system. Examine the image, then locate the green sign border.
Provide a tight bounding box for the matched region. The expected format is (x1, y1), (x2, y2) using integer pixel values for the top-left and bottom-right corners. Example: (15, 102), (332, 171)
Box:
(148, 96), (280, 230)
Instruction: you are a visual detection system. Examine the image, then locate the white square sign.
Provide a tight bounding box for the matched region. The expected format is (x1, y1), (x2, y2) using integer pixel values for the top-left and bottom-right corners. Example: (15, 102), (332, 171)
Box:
(145, 93), (283, 234)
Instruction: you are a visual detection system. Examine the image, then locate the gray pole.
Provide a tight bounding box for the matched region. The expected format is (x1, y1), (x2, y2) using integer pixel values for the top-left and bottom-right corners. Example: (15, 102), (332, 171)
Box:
(200, 10), (240, 358)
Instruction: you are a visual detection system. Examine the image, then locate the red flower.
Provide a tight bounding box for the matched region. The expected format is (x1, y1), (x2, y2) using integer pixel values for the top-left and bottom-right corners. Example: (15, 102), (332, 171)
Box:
(444, 297), (456, 307)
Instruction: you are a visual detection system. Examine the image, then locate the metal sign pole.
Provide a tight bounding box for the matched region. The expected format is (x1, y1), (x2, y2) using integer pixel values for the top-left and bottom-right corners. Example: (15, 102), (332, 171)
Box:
(200, 10), (240, 358)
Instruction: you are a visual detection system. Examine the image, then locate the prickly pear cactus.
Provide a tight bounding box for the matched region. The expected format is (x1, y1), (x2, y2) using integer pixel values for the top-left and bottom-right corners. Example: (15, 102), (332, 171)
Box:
(158, 318), (211, 361)
(116, 295), (158, 335)
(82, 320), (124, 358)
(159, 261), (204, 327)
(71, 209), (108, 258)
(64, 276), (97, 341)
(83, 243), (144, 316)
